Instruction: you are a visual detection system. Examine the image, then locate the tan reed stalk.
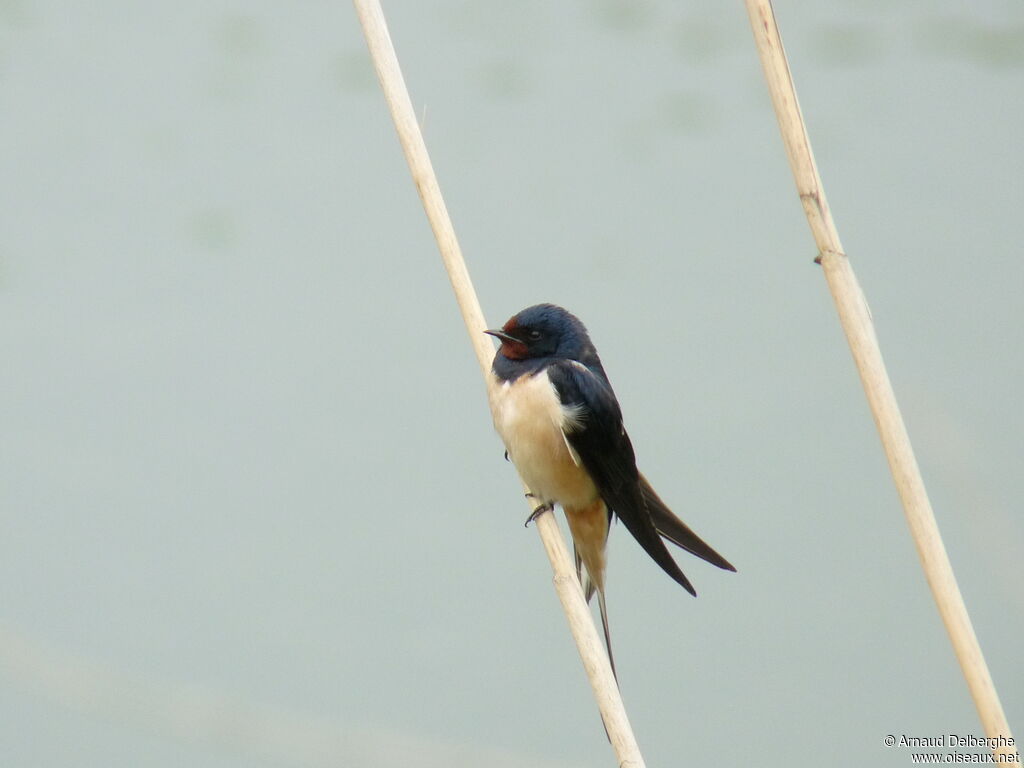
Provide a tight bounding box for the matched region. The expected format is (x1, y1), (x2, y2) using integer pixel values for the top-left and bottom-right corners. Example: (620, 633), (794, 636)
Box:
(351, 1), (645, 764)
(743, 1), (1018, 763)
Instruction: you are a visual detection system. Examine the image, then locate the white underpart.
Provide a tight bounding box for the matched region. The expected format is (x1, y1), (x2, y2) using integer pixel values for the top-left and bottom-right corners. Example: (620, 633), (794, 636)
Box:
(560, 402), (585, 466)
(489, 370), (598, 508)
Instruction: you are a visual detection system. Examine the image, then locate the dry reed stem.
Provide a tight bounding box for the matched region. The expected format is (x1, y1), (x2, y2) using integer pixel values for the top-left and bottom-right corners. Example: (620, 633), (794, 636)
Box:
(351, 1), (645, 764)
(744, 1), (1017, 762)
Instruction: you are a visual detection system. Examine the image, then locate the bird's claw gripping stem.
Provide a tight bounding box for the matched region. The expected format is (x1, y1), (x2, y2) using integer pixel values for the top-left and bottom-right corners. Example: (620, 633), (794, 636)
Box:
(524, 497), (553, 527)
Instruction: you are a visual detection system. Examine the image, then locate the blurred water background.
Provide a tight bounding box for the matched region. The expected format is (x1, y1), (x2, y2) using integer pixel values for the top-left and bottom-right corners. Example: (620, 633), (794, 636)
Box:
(1, 1), (1021, 766)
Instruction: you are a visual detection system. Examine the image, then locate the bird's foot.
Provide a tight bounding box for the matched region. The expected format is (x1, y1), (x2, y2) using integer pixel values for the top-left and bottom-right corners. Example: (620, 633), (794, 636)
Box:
(524, 500), (553, 527)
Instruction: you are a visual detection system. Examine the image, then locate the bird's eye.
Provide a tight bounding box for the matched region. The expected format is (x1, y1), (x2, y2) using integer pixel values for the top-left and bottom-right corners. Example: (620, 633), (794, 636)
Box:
(528, 330), (542, 341)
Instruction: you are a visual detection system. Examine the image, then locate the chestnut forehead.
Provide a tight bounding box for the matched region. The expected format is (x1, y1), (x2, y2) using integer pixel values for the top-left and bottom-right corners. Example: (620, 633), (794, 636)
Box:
(502, 316), (519, 332)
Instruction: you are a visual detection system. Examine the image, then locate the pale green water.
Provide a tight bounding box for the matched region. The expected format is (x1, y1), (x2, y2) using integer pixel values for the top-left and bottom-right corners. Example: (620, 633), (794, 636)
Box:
(1, 2), (1021, 766)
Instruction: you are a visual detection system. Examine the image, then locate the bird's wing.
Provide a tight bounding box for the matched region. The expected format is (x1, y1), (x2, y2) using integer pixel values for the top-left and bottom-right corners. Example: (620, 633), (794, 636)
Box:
(638, 473), (736, 572)
(546, 361), (697, 596)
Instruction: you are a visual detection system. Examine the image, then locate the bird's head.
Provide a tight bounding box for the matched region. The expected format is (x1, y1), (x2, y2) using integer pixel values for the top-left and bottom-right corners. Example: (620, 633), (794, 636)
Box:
(485, 304), (593, 362)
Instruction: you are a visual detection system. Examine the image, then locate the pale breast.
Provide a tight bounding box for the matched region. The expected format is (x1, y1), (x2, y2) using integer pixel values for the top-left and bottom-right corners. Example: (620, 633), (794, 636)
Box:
(490, 370), (598, 508)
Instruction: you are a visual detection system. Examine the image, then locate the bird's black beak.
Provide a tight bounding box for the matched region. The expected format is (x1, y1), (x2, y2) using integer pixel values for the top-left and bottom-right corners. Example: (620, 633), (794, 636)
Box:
(484, 328), (518, 344)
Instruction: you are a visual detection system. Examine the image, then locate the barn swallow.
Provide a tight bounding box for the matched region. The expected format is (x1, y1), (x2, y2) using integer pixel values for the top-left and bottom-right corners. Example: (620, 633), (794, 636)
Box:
(485, 303), (735, 674)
